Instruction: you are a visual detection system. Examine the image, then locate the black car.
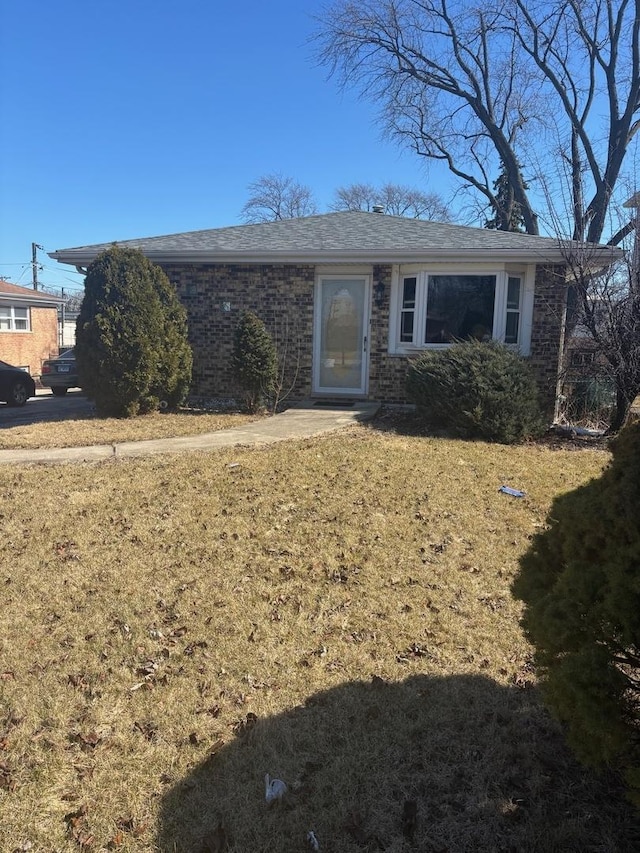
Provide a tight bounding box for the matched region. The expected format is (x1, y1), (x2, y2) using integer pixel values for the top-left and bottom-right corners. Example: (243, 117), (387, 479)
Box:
(40, 348), (79, 395)
(0, 360), (36, 406)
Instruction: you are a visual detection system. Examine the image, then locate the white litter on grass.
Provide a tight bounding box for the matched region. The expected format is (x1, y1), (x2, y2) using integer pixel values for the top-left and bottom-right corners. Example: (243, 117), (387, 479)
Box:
(552, 423), (606, 437)
(307, 830), (320, 851)
(499, 485), (526, 498)
(264, 773), (287, 804)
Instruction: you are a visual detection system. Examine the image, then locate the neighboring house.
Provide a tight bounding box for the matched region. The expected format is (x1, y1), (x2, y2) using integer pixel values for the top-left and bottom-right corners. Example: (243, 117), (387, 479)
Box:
(0, 280), (63, 378)
(59, 311), (79, 350)
(623, 190), (639, 272)
(49, 211), (618, 412)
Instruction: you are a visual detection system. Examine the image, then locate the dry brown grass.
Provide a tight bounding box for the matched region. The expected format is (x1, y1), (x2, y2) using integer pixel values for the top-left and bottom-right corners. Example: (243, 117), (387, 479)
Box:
(1, 425), (638, 852)
(0, 409), (259, 450)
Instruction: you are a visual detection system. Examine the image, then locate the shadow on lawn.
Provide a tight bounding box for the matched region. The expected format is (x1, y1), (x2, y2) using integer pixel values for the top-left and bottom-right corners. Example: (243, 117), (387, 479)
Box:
(156, 674), (640, 853)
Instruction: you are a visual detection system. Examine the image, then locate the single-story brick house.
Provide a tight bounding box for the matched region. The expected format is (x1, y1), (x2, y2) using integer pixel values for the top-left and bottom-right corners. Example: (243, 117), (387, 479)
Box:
(0, 280), (62, 378)
(50, 211), (617, 411)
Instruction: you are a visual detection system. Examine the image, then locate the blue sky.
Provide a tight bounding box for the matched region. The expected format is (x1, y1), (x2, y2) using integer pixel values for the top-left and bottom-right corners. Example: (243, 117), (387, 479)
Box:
(0, 0), (455, 294)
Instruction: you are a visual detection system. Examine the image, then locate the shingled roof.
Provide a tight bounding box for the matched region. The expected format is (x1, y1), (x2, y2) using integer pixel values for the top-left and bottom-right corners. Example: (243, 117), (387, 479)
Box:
(49, 210), (612, 268)
(0, 279), (63, 306)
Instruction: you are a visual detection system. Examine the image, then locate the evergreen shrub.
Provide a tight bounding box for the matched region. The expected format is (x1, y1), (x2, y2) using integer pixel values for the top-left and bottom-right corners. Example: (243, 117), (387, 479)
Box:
(512, 423), (640, 803)
(231, 311), (277, 413)
(75, 247), (192, 417)
(406, 339), (545, 443)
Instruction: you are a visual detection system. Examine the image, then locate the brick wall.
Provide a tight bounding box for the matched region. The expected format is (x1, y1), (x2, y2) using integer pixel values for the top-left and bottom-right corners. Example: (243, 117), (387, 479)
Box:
(369, 264), (567, 411)
(162, 261), (567, 411)
(161, 263), (316, 402)
(368, 264), (411, 403)
(528, 264), (568, 412)
(0, 306), (59, 376)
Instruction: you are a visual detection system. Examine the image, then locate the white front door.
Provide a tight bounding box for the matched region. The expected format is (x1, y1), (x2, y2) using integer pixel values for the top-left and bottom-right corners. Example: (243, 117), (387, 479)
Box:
(313, 275), (370, 396)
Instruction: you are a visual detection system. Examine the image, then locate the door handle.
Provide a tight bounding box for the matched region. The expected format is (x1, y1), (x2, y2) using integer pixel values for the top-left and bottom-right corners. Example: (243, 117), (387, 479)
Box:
(363, 335), (368, 352)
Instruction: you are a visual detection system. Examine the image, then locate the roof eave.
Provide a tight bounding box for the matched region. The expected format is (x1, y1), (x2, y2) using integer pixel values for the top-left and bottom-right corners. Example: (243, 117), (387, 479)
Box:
(50, 247), (579, 268)
(0, 291), (64, 306)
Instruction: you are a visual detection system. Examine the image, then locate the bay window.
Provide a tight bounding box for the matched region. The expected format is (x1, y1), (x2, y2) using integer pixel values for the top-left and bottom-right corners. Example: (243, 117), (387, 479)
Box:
(392, 268), (527, 352)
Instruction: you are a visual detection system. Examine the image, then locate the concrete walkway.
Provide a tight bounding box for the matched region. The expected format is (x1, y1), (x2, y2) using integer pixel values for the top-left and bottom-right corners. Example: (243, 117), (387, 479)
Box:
(0, 401), (381, 465)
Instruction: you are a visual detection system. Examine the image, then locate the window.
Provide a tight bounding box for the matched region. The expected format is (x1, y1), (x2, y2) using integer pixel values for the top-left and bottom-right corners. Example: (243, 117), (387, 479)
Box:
(393, 270), (525, 351)
(425, 274), (495, 343)
(0, 305), (30, 332)
(505, 276), (521, 344)
(400, 277), (416, 342)
(569, 349), (596, 368)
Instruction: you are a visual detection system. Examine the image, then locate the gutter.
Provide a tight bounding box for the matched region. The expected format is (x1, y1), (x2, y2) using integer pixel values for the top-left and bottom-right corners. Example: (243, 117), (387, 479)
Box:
(49, 246), (609, 269)
(0, 292), (64, 307)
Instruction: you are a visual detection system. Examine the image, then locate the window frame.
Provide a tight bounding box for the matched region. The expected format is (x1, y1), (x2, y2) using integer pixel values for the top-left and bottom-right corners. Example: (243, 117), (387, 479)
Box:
(0, 304), (31, 332)
(388, 264), (534, 356)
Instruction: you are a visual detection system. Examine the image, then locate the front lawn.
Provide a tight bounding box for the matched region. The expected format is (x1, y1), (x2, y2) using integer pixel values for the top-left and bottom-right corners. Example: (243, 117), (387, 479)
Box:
(0, 408), (260, 450)
(1, 427), (638, 851)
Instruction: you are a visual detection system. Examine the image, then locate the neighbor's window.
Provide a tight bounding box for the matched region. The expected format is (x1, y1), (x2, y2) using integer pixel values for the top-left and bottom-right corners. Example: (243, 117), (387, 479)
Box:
(0, 305), (30, 332)
(396, 272), (523, 349)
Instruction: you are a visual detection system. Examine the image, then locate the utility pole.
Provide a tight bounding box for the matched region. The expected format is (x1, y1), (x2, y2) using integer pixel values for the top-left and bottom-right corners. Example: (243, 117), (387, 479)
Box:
(61, 287), (66, 348)
(32, 243), (43, 290)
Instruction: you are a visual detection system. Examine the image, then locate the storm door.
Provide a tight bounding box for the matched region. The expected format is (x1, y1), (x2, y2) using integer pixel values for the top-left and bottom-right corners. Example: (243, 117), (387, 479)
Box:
(313, 276), (370, 395)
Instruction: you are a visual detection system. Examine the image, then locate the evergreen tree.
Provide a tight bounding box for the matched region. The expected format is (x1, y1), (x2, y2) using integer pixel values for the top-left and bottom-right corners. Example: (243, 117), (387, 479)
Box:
(75, 247), (192, 417)
(512, 424), (640, 802)
(231, 311), (277, 413)
(484, 163), (528, 232)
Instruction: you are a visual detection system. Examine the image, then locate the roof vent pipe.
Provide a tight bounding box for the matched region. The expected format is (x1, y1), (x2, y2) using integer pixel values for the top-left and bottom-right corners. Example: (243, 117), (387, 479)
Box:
(372, 204), (385, 214)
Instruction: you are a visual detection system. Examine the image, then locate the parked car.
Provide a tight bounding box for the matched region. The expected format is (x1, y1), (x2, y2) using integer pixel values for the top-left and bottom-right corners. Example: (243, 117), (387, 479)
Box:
(40, 348), (79, 395)
(0, 360), (36, 406)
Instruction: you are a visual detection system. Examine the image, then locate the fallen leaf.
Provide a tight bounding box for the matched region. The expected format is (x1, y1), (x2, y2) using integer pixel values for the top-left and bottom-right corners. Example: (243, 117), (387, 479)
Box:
(0, 762), (16, 791)
(64, 804), (94, 848)
(231, 713), (257, 736)
(69, 731), (103, 751)
(402, 800), (418, 841)
(344, 811), (368, 845)
(133, 721), (157, 741)
(199, 821), (230, 852)
(209, 738), (225, 755)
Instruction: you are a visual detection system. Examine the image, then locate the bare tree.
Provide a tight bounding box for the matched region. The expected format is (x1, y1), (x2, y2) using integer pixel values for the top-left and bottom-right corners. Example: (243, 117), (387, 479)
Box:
(315, 0), (640, 244)
(331, 181), (452, 219)
(241, 174), (317, 223)
(561, 232), (640, 431)
(331, 182), (380, 212)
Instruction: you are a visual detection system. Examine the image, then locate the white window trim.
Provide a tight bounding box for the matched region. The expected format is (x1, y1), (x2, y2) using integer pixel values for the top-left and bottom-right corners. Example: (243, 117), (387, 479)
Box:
(0, 304), (31, 332)
(388, 263), (534, 356)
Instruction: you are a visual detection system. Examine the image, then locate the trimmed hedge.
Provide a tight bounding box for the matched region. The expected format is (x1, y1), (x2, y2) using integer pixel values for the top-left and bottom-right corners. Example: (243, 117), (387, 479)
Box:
(406, 339), (545, 444)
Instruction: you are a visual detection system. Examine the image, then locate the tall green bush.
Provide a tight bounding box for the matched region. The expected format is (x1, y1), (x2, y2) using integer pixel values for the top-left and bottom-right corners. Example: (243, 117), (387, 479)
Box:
(231, 311), (277, 413)
(75, 247), (192, 417)
(406, 339), (545, 443)
(512, 424), (640, 802)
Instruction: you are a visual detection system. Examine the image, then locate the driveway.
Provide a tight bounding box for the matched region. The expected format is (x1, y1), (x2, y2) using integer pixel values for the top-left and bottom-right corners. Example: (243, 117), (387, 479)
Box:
(0, 388), (93, 427)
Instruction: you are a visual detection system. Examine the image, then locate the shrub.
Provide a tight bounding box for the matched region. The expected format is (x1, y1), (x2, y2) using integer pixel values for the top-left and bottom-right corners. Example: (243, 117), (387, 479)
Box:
(231, 311), (277, 413)
(76, 247), (192, 417)
(512, 423), (640, 802)
(406, 339), (545, 443)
